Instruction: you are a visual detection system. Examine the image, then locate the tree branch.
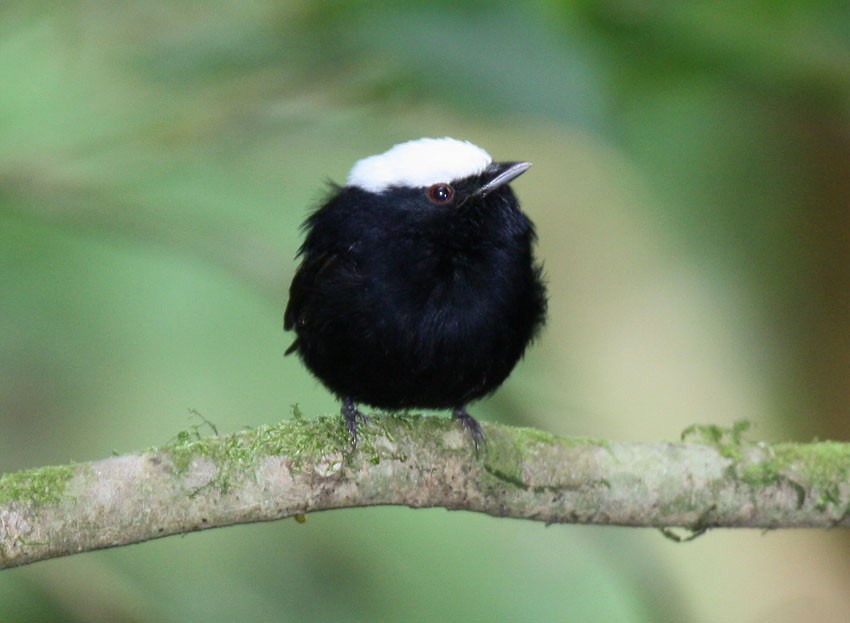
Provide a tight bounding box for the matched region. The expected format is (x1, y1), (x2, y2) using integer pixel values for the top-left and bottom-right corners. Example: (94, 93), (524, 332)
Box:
(2, 414), (850, 569)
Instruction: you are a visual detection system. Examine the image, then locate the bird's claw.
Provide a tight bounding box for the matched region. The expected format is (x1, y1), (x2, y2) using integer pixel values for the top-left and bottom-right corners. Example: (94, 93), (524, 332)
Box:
(452, 407), (486, 454)
(342, 398), (369, 449)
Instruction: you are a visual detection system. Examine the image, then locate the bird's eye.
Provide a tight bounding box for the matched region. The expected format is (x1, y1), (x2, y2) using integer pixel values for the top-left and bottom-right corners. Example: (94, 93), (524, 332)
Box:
(427, 183), (454, 204)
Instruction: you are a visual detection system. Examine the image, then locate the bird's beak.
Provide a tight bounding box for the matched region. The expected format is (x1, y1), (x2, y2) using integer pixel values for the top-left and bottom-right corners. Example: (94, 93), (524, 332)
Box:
(475, 161), (532, 197)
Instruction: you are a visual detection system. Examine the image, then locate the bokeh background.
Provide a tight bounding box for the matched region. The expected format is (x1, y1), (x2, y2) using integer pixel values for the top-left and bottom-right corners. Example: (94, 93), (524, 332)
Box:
(2, 2), (850, 621)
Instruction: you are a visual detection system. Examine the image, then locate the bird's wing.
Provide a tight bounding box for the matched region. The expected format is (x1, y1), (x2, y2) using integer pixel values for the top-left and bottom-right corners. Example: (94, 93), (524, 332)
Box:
(283, 251), (340, 354)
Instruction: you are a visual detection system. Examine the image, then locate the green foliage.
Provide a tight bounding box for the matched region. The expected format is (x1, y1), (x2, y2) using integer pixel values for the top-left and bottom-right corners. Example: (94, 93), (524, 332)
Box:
(681, 420), (751, 460)
(165, 416), (346, 494)
(0, 465), (74, 506)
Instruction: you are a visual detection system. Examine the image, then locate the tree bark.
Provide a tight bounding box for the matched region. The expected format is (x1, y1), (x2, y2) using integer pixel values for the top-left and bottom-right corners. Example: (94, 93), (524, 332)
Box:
(2, 415), (849, 569)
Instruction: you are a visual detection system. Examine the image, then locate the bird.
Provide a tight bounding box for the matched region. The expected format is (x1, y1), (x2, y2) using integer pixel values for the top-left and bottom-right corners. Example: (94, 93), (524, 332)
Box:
(284, 137), (547, 450)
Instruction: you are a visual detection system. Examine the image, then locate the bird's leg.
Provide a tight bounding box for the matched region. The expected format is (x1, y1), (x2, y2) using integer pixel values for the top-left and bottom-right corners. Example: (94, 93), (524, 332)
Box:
(342, 397), (368, 449)
(452, 406), (485, 453)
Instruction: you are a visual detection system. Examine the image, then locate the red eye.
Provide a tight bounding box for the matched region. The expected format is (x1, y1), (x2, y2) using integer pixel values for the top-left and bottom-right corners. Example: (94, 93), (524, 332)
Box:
(427, 183), (454, 203)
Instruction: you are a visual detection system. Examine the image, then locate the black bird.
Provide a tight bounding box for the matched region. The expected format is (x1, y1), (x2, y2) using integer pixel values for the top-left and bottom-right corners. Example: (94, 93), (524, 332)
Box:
(284, 137), (547, 449)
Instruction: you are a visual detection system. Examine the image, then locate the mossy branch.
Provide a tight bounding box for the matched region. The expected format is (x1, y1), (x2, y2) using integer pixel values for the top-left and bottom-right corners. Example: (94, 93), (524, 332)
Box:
(2, 414), (850, 569)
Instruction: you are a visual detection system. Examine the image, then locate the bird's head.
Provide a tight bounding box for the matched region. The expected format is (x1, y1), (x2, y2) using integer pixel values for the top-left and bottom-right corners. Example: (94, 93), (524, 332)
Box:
(344, 137), (531, 216)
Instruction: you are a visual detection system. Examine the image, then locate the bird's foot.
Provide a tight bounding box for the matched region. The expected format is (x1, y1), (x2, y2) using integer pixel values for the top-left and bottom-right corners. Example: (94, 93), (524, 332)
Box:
(452, 407), (485, 454)
(342, 398), (369, 449)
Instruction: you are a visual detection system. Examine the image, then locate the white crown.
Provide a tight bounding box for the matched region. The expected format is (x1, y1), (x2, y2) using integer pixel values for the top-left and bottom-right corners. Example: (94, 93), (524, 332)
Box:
(347, 137), (493, 193)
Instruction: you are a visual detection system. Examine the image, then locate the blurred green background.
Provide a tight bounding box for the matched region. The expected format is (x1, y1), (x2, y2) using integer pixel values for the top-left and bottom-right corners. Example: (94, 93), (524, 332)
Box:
(2, 1), (850, 621)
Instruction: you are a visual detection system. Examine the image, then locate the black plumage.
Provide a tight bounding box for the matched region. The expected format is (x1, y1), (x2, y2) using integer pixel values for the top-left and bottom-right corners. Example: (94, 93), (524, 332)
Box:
(284, 138), (546, 448)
